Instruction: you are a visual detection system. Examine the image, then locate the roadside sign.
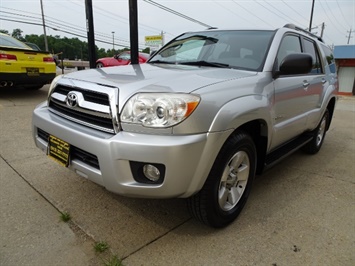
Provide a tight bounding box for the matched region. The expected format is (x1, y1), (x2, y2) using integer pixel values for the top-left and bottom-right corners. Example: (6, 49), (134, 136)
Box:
(145, 35), (163, 46)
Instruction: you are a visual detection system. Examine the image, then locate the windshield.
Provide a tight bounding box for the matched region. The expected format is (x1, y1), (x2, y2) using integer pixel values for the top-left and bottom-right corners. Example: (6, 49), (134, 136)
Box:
(149, 30), (275, 71)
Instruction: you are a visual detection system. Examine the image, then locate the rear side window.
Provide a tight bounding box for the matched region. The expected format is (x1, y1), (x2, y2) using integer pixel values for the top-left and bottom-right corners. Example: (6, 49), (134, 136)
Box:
(320, 44), (336, 74)
(303, 38), (323, 74)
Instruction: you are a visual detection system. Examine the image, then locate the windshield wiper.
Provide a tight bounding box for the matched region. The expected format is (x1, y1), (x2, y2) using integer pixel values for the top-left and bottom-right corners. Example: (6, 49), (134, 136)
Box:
(148, 60), (175, 64)
(178, 61), (230, 68)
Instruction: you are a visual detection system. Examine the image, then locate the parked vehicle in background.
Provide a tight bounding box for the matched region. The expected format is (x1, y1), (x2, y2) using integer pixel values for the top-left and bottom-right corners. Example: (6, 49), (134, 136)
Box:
(0, 33), (56, 90)
(24, 42), (41, 51)
(96, 51), (149, 68)
(32, 24), (337, 227)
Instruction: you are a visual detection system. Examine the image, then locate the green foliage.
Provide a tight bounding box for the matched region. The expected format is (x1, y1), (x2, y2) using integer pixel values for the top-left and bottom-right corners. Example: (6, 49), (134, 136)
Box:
(94, 241), (109, 253)
(60, 211), (71, 222)
(12, 28), (25, 41)
(142, 47), (150, 54)
(102, 255), (123, 266)
(0, 29), (9, 35)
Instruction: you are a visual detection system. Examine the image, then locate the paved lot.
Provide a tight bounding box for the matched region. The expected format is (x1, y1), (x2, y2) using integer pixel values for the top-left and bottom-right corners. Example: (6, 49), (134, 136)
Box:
(0, 85), (354, 266)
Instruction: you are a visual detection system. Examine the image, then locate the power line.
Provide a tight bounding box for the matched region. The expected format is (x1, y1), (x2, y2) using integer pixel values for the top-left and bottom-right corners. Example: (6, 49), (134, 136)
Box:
(0, 17), (145, 49)
(280, 0), (309, 22)
(0, 8), (148, 48)
(318, 1), (345, 34)
(259, 0), (306, 28)
(323, 0), (348, 32)
(230, 0), (274, 28)
(143, 0), (213, 28)
(212, 1), (259, 27)
(336, 0), (352, 28)
(0, 6), (145, 46)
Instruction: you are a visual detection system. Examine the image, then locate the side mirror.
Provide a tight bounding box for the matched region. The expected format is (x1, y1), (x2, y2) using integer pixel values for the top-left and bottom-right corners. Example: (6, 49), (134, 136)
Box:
(114, 55), (118, 59)
(274, 53), (313, 78)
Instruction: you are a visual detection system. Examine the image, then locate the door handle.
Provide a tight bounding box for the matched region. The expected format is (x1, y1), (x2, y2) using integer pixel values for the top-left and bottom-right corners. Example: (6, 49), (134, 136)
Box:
(303, 81), (310, 88)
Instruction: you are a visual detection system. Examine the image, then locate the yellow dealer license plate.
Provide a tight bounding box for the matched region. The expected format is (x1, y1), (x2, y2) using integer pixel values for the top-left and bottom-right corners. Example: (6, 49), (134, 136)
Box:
(27, 68), (39, 76)
(48, 135), (70, 167)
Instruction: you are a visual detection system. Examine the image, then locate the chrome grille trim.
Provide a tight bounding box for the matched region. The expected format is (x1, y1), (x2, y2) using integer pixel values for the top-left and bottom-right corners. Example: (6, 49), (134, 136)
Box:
(48, 78), (120, 133)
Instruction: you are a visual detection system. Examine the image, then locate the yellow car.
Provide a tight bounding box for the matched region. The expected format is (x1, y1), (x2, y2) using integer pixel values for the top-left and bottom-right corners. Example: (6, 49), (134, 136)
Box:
(0, 33), (56, 90)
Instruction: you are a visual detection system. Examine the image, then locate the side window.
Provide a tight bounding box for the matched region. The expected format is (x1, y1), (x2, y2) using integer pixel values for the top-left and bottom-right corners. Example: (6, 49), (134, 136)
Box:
(303, 38), (322, 74)
(119, 53), (131, 60)
(276, 35), (302, 69)
(321, 44), (336, 74)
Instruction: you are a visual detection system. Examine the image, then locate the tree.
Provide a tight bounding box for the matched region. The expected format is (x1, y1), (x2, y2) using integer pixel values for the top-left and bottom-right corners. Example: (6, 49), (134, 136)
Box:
(142, 47), (150, 54)
(0, 29), (9, 35)
(12, 28), (25, 41)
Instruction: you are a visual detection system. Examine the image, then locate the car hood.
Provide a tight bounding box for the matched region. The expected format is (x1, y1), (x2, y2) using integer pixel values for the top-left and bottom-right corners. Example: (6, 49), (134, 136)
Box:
(60, 63), (256, 100)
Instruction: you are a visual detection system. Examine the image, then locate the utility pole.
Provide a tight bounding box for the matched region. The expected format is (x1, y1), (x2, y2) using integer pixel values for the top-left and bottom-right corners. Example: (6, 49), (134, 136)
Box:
(346, 28), (354, 44)
(112, 31), (115, 50)
(129, 0), (138, 64)
(40, 0), (48, 51)
(320, 22), (325, 38)
(85, 0), (96, 68)
(309, 0), (315, 32)
(161, 30), (165, 46)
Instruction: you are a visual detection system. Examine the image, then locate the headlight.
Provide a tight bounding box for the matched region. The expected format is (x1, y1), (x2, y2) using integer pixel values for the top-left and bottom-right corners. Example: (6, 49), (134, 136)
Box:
(47, 75), (63, 100)
(121, 93), (200, 128)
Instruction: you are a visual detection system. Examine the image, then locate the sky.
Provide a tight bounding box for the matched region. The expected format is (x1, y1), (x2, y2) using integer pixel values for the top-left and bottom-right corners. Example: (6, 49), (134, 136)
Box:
(0, 0), (354, 51)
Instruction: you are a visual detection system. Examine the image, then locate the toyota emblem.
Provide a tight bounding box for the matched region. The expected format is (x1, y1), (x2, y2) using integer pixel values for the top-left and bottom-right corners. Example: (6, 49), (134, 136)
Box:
(66, 92), (78, 107)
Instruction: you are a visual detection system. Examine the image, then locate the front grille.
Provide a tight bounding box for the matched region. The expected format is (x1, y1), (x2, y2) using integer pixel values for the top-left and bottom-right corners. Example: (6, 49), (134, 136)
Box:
(48, 83), (117, 133)
(37, 128), (100, 170)
(55, 85), (110, 105)
(49, 101), (114, 131)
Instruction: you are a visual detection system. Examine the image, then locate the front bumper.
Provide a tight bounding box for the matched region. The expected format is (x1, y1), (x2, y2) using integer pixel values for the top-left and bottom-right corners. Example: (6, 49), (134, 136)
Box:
(32, 102), (231, 198)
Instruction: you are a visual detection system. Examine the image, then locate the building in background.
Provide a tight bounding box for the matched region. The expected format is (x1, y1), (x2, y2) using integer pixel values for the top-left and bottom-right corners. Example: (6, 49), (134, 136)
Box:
(334, 45), (355, 96)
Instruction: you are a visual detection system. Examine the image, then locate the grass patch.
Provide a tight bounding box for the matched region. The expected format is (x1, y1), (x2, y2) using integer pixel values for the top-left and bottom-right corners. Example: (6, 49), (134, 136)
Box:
(102, 255), (123, 266)
(60, 211), (71, 222)
(94, 241), (109, 253)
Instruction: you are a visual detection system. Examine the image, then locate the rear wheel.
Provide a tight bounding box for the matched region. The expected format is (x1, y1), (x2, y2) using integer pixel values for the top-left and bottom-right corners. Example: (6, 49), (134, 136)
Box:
(96, 62), (104, 68)
(302, 109), (329, 154)
(187, 131), (256, 228)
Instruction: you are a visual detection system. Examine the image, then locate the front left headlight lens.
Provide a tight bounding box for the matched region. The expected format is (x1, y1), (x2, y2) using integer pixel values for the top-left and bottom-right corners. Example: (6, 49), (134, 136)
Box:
(47, 74), (63, 100)
(121, 93), (200, 128)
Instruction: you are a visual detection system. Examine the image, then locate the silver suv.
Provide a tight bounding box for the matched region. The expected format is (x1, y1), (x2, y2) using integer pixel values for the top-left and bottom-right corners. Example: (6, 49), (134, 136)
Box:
(32, 24), (338, 227)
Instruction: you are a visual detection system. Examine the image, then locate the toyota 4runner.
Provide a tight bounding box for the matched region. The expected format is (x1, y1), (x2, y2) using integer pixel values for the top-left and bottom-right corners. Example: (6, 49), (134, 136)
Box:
(32, 24), (338, 227)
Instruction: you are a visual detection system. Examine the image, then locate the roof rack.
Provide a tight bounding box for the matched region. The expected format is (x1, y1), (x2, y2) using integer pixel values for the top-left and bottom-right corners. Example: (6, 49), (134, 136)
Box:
(284, 23), (324, 43)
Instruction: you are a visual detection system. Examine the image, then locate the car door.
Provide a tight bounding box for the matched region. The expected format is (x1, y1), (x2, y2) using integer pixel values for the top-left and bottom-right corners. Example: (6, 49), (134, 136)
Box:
(271, 34), (311, 149)
(301, 37), (326, 129)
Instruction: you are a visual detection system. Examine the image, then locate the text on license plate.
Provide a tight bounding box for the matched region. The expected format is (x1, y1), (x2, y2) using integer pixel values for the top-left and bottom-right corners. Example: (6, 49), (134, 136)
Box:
(48, 135), (70, 167)
(27, 68), (39, 76)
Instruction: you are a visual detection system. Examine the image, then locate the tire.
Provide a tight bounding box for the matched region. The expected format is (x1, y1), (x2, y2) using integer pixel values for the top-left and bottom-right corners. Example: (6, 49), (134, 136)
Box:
(302, 109), (329, 154)
(96, 62), (104, 68)
(187, 131), (256, 228)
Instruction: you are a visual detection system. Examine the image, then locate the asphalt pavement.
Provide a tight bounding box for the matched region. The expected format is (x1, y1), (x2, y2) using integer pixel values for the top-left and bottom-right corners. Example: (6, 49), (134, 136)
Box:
(0, 85), (354, 266)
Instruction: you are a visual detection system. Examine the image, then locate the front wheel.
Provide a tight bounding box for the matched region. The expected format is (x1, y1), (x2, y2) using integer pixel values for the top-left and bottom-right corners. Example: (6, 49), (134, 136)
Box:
(302, 109), (329, 154)
(187, 131), (256, 228)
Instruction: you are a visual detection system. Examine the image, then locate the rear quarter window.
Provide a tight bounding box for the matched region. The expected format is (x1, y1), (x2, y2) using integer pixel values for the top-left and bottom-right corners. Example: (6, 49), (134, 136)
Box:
(320, 43), (336, 74)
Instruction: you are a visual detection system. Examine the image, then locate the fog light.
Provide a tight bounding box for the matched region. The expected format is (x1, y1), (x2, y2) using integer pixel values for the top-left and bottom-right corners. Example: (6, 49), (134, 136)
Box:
(143, 164), (160, 182)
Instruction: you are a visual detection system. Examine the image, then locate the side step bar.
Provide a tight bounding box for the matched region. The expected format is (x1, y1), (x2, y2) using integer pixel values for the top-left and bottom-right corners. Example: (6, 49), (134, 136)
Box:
(264, 133), (313, 170)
